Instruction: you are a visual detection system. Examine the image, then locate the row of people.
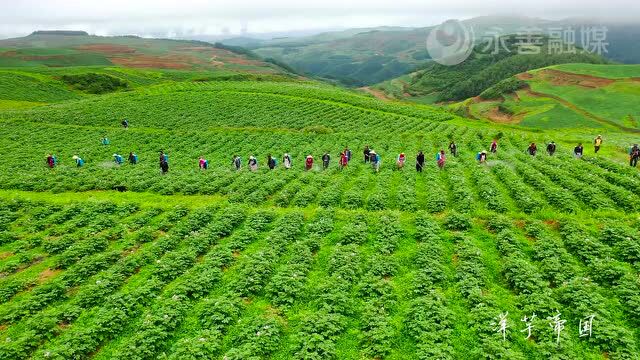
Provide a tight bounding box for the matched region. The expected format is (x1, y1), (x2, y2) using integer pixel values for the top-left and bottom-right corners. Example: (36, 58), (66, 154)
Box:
(45, 140), (640, 172)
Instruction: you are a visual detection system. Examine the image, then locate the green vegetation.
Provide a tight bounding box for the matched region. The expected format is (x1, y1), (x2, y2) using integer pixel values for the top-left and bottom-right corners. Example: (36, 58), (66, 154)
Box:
(375, 35), (608, 103)
(458, 64), (640, 131)
(60, 73), (129, 94)
(1, 54), (640, 360)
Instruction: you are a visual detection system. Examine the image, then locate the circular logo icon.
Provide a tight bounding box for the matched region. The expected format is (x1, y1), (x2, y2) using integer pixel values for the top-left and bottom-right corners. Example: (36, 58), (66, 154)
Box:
(426, 19), (474, 66)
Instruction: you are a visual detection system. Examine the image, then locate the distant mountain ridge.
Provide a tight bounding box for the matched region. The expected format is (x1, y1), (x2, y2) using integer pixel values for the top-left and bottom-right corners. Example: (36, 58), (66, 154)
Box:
(217, 16), (639, 87)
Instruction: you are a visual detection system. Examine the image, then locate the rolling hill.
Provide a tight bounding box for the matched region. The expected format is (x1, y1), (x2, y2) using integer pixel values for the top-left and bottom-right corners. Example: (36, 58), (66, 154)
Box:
(372, 35), (610, 104)
(0, 31), (290, 74)
(451, 63), (640, 131)
(1, 39), (640, 360)
(229, 16), (640, 87)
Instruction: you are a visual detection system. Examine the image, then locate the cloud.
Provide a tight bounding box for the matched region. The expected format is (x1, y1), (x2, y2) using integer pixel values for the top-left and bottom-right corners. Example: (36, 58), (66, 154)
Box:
(1, 0), (638, 38)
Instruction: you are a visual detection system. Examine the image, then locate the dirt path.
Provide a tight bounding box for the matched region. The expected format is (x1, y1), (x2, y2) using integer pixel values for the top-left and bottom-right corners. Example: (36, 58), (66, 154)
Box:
(525, 88), (640, 133)
(359, 87), (391, 101)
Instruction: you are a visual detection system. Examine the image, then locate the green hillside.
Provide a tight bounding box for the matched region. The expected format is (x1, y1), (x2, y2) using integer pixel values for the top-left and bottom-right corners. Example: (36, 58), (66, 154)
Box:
(239, 16), (640, 87)
(0, 32), (290, 75)
(373, 35), (609, 103)
(453, 64), (640, 131)
(1, 64), (640, 360)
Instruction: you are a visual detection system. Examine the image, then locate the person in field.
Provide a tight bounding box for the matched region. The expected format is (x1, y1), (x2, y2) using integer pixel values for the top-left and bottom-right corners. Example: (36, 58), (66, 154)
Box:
(546, 141), (557, 156)
(233, 155), (242, 170)
(437, 150), (446, 169)
(129, 152), (138, 165)
(594, 135), (603, 154)
(630, 144), (640, 167)
(304, 155), (313, 171)
(322, 152), (330, 170)
(160, 160), (169, 174)
(364, 146), (371, 163)
(121, 119), (129, 129)
(101, 136), (110, 145)
(528, 143), (537, 156)
(248, 156), (258, 171)
(339, 151), (348, 169)
(574, 143), (584, 158)
(490, 139), (498, 153)
(73, 155), (84, 167)
(370, 151), (380, 173)
(477, 150), (488, 163)
(159, 151), (168, 166)
(113, 154), (124, 165)
(416, 151), (425, 172)
(397, 153), (406, 169)
(345, 147), (352, 162)
(46, 154), (55, 168)
(283, 153), (292, 169)
(267, 154), (276, 170)
(199, 156), (208, 170)
(449, 141), (458, 157)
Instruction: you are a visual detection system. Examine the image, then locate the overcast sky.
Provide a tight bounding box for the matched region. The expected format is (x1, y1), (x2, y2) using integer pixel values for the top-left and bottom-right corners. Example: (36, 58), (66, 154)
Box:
(1, 0), (638, 39)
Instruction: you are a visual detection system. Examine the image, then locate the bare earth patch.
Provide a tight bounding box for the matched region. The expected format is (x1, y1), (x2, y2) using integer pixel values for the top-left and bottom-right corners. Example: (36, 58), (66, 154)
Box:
(75, 44), (137, 54)
(38, 268), (62, 283)
(110, 54), (198, 69)
(537, 69), (614, 88)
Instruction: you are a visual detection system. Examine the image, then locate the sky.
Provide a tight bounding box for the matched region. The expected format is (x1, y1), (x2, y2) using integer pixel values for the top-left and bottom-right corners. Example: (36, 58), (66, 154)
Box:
(1, 0), (638, 39)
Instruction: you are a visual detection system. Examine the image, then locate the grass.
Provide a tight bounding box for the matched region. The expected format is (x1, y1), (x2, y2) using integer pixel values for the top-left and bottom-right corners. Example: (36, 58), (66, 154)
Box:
(0, 66), (639, 360)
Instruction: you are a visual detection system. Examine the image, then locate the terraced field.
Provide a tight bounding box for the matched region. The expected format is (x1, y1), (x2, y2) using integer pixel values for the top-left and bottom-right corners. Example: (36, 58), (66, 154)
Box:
(1, 72), (640, 359)
(458, 64), (640, 131)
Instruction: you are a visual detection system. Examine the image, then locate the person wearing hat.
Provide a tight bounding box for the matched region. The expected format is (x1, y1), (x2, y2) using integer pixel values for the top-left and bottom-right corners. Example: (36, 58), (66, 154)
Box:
(546, 141), (557, 156)
(477, 150), (487, 163)
(248, 156), (258, 171)
(46, 154), (55, 168)
(283, 153), (292, 169)
(397, 153), (406, 169)
(73, 155), (84, 167)
(305, 155), (314, 171)
(370, 150), (380, 173)
(594, 135), (603, 154)
(113, 154), (124, 165)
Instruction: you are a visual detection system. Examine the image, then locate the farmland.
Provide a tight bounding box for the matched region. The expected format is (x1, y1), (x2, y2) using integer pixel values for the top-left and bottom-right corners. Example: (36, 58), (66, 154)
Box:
(1, 63), (640, 360)
(454, 64), (640, 131)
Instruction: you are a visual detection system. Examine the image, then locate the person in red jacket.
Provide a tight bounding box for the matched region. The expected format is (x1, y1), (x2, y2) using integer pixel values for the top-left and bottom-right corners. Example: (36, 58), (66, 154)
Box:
(305, 155), (314, 171)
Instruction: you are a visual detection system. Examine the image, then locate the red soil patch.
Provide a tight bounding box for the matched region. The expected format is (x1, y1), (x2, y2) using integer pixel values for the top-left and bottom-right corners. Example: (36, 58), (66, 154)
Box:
(543, 220), (559, 229)
(38, 268), (61, 282)
(0, 50), (18, 58)
(516, 72), (534, 80)
(538, 69), (614, 88)
(110, 54), (197, 70)
(486, 106), (519, 124)
(75, 44), (137, 54)
(0, 251), (12, 260)
(359, 87), (391, 100)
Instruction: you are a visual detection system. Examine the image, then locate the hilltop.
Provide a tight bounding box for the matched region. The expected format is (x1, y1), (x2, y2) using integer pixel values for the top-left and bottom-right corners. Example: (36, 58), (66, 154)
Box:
(0, 32), (291, 75)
